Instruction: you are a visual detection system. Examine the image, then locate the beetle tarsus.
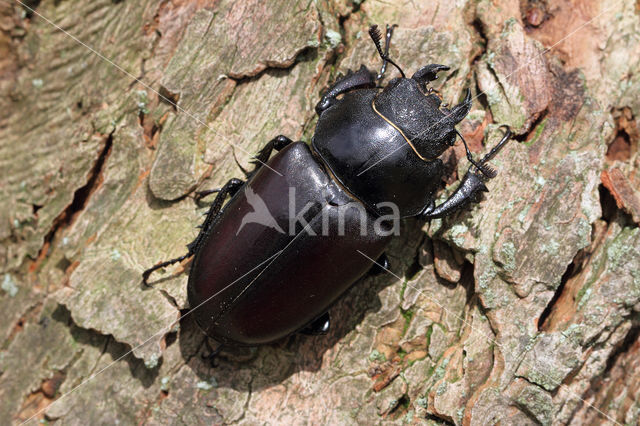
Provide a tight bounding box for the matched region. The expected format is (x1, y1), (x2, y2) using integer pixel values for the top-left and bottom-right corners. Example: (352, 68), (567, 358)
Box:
(300, 312), (331, 335)
(195, 188), (222, 202)
(142, 254), (190, 286)
(189, 177), (244, 251)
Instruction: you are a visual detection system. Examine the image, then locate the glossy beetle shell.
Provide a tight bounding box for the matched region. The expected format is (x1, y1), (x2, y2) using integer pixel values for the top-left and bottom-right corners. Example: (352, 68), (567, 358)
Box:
(188, 142), (391, 346)
(313, 88), (445, 217)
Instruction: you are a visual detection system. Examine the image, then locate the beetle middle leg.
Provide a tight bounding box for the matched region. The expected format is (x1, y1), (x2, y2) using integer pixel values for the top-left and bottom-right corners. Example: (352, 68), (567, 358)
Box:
(422, 126), (512, 219)
(202, 339), (224, 367)
(142, 178), (244, 285)
(248, 135), (293, 176)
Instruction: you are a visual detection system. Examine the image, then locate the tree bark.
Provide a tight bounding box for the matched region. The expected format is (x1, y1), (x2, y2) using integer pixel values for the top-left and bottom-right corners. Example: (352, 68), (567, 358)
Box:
(1, 0), (639, 424)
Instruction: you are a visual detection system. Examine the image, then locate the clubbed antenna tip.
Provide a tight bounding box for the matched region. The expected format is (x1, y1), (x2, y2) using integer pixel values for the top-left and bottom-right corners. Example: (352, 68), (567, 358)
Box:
(368, 25), (405, 78)
(369, 25), (384, 54)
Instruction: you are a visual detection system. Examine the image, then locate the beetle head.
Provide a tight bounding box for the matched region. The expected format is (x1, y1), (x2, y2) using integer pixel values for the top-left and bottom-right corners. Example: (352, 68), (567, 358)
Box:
(375, 79), (472, 160)
(368, 25), (471, 160)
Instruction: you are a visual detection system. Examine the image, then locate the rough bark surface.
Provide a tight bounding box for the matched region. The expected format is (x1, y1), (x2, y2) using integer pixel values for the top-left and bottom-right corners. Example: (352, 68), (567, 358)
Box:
(0, 0), (639, 424)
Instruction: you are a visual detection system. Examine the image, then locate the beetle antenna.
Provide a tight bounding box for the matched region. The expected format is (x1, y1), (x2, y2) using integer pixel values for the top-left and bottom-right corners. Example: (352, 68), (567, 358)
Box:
(369, 25), (405, 78)
(455, 130), (498, 178)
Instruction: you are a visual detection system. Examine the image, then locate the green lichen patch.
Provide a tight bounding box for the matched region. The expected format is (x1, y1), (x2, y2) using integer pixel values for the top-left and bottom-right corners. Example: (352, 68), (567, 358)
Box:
(508, 379), (554, 426)
(54, 181), (197, 363)
(515, 332), (581, 391)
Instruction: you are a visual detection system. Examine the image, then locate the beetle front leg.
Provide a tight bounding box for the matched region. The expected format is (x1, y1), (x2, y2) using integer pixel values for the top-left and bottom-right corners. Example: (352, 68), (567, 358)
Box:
(421, 169), (488, 219)
(315, 65), (376, 115)
(142, 178), (245, 285)
(422, 126), (512, 219)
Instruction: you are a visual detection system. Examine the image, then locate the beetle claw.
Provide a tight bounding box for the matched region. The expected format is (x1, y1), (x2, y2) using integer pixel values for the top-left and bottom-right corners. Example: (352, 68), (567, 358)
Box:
(412, 64), (450, 85)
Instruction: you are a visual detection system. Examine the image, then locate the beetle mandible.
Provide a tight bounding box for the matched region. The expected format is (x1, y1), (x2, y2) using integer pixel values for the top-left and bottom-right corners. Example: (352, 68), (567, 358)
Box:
(143, 25), (511, 350)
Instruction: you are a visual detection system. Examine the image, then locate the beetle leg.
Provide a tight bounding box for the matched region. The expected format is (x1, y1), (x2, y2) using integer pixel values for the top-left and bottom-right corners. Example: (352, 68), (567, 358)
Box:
(194, 187), (221, 201)
(247, 135), (293, 176)
(202, 339), (224, 368)
(195, 136), (292, 189)
(142, 178), (245, 285)
(233, 150), (251, 178)
(422, 126), (512, 219)
(421, 169), (488, 219)
(369, 253), (390, 275)
(300, 312), (331, 335)
(189, 178), (244, 252)
(315, 65), (376, 115)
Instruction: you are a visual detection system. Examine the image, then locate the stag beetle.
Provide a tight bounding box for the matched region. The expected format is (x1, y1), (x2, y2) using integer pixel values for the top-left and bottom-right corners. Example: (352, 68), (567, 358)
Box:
(143, 25), (511, 350)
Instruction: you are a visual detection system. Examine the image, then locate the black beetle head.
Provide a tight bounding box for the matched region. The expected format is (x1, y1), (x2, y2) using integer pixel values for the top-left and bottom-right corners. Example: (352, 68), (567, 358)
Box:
(375, 78), (472, 160)
(367, 25), (471, 160)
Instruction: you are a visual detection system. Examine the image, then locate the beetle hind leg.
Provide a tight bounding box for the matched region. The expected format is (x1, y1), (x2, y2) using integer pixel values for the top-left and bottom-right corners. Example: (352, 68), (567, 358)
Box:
(142, 178), (245, 285)
(300, 312), (331, 335)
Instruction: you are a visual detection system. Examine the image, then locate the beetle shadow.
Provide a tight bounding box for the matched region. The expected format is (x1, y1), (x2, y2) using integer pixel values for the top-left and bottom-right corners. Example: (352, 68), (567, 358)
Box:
(175, 218), (427, 393)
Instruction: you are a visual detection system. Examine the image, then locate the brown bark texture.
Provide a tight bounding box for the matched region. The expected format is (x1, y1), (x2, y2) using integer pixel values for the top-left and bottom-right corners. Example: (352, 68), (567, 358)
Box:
(1, 0), (639, 424)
